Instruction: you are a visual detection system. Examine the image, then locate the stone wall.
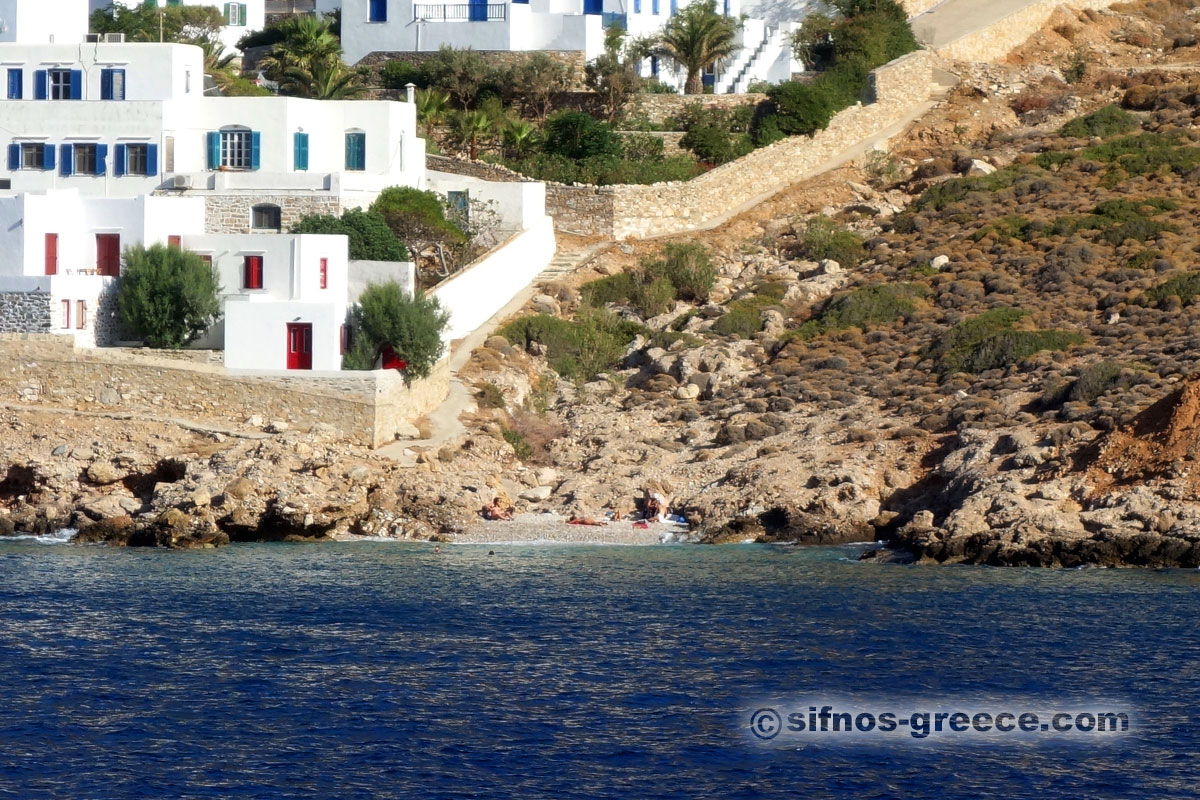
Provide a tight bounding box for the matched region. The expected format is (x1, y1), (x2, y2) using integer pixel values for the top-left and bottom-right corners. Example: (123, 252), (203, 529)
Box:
(934, 0), (1125, 62)
(0, 292), (51, 335)
(623, 92), (768, 124)
(432, 50), (938, 239)
(358, 50), (590, 90)
(0, 334), (450, 448)
(203, 194), (343, 234)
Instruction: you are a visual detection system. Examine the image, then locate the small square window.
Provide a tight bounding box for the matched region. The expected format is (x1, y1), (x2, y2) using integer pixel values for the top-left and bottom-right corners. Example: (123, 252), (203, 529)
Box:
(49, 69), (72, 100)
(60, 299), (71, 329)
(76, 301), (86, 330)
(252, 204), (282, 231)
(20, 143), (42, 170)
(127, 143), (148, 175)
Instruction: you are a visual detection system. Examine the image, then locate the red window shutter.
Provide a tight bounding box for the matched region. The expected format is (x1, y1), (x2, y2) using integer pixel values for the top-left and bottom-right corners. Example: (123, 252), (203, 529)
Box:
(168, 235), (181, 249)
(319, 258), (328, 289)
(200, 255), (213, 267)
(244, 255), (263, 289)
(339, 323), (347, 355)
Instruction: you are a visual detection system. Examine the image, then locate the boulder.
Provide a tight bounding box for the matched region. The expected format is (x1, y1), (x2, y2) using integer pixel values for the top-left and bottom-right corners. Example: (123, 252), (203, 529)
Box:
(532, 294), (561, 316)
(966, 159), (997, 176)
(520, 485), (553, 502)
(85, 461), (124, 486)
(819, 259), (842, 275)
(930, 254), (950, 271)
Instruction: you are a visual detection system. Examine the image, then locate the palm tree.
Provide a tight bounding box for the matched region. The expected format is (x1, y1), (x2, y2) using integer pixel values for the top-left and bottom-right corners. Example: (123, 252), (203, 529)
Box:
(502, 120), (539, 160)
(415, 88), (451, 139)
(258, 14), (342, 83)
(451, 111), (493, 160)
(197, 38), (239, 93)
(655, 0), (741, 95)
(279, 59), (367, 100)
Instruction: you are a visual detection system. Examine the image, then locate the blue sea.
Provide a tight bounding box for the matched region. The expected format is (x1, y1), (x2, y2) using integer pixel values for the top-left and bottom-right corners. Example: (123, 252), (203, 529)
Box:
(0, 537), (1196, 799)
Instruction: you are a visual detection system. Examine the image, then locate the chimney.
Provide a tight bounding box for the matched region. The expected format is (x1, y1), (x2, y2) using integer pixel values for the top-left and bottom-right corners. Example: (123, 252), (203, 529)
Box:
(405, 82), (416, 103)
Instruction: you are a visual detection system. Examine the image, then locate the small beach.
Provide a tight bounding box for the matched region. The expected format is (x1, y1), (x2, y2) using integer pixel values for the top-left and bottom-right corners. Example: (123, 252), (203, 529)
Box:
(453, 512), (695, 545)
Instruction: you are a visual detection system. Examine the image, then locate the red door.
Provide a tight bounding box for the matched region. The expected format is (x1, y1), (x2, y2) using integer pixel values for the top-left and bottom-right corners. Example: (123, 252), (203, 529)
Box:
(96, 234), (121, 276)
(286, 323), (313, 370)
(44, 233), (58, 276)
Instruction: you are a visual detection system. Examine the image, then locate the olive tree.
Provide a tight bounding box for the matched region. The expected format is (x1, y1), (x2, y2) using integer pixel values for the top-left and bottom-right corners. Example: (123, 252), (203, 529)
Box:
(117, 244), (222, 349)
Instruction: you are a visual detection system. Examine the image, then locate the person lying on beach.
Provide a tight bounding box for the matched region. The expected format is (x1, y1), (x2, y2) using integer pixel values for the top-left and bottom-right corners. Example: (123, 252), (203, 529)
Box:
(567, 517), (608, 527)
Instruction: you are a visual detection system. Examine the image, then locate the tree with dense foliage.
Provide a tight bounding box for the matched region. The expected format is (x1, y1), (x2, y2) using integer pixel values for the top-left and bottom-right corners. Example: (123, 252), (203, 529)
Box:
(117, 244), (222, 349)
(542, 111), (622, 160)
(291, 209), (409, 261)
(585, 28), (646, 124)
(91, 3), (225, 45)
(343, 282), (449, 379)
(370, 187), (467, 264)
(654, 0), (741, 95)
(425, 47), (493, 109)
(415, 89), (451, 139)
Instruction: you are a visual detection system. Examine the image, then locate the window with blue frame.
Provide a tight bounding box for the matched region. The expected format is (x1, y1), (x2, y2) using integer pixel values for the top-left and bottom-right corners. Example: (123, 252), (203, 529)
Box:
(7, 142), (55, 171)
(114, 142), (158, 176)
(6, 69), (21, 100)
(345, 132), (366, 171)
(100, 68), (126, 101)
(207, 128), (260, 170)
(368, 0), (387, 21)
(58, 143), (108, 176)
(36, 69), (82, 100)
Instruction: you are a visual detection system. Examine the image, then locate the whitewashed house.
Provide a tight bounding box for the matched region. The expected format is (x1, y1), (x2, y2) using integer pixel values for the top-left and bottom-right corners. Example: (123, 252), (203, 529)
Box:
(88, 0), (266, 55)
(337, 0), (801, 93)
(0, 36), (428, 231)
(0, 188), (353, 370)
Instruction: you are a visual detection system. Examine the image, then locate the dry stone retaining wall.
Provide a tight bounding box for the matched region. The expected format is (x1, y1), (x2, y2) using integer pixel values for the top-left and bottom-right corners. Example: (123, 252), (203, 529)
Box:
(624, 92), (768, 124)
(202, 194), (342, 234)
(0, 334), (448, 448)
(0, 292), (51, 335)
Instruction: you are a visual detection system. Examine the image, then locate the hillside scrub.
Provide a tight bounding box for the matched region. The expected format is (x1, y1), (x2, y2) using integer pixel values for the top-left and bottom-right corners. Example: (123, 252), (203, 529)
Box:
(1058, 105), (1139, 139)
(794, 216), (867, 265)
(499, 309), (645, 382)
(926, 308), (1084, 375)
(789, 283), (926, 341)
(581, 243), (717, 315)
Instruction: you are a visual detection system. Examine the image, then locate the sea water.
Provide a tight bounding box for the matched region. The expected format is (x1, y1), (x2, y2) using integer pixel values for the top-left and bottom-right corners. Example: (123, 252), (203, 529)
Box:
(0, 539), (1195, 799)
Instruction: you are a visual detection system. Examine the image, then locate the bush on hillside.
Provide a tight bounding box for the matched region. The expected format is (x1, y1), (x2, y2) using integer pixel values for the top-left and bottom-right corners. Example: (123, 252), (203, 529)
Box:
(1059, 104), (1139, 139)
(926, 308), (1083, 375)
(790, 282), (925, 340)
(499, 309), (645, 382)
(581, 242), (717, 314)
(118, 244), (222, 349)
(369, 186), (466, 259)
(795, 216), (866, 266)
(1142, 272), (1200, 308)
(542, 111), (622, 160)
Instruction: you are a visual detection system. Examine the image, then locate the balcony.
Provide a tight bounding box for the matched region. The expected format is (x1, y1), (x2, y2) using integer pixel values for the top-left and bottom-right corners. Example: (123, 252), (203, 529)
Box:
(413, 3), (508, 21)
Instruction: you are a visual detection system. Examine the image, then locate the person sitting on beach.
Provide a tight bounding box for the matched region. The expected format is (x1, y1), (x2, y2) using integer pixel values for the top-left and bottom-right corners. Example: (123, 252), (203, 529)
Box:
(482, 500), (513, 521)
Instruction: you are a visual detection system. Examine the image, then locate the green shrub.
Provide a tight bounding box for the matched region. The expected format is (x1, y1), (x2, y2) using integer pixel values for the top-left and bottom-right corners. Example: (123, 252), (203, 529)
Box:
(712, 291), (786, 338)
(1069, 361), (1123, 403)
(796, 216), (866, 265)
(763, 80), (838, 136)
(790, 282), (925, 340)
(543, 111), (622, 160)
(580, 272), (636, 307)
(633, 276), (677, 318)
(1142, 272), (1200, 308)
(381, 59), (431, 91)
(1049, 198), (1178, 245)
(118, 244), (222, 349)
(915, 167), (1026, 211)
(680, 125), (748, 164)
(621, 132), (666, 161)
(498, 309), (644, 382)
(1059, 105), (1139, 139)
(502, 152), (702, 185)
(502, 428), (533, 461)
(660, 242), (717, 303)
(1127, 249), (1161, 269)
(926, 308), (1083, 374)
(292, 209), (409, 261)
(1038, 133), (1200, 183)
(974, 215), (1035, 242)
(346, 282), (449, 379)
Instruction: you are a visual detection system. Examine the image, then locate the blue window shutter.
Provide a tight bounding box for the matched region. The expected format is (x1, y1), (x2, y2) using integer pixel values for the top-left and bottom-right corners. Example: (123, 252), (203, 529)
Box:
(146, 143), (158, 175)
(344, 134), (352, 170)
(114, 69), (125, 100)
(239, 3), (247, 24)
(250, 131), (261, 170)
(100, 69), (113, 101)
(34, 70), (47, 100)
(70, 70), (83, 100)
(95, 144), (108, 176)
(42, 143), (55, 171)
(293, 132), (308, 170)
(114, 144), (126, 176)
(223, 3), (232, 24)
(369, 0), (387, 22)
(634, 0), (640, 12)
(206, 131), (220, 169)
(60, 144), (73, 176)
(6, 69), (21, 100)
(6, 144), (18, 171)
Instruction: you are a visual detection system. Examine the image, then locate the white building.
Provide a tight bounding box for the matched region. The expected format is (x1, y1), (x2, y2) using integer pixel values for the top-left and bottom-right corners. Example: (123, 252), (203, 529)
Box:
(88, 0), (266, 54)
(0, 37), (427, 232)
(337, 0), (801, 93)
(0, 188), (352, 370)
(0, 0), (90, 45)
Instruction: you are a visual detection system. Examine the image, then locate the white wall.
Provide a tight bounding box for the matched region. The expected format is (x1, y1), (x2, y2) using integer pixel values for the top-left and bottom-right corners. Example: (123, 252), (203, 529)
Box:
(2, 91), (425, 200)
(0, 0), (89, 45)
(430, 215), (554, 343)
(349, 259), (416, 303)
(0, 42), (205, 101)
(224, 299), (344, 370)
(425, 171), (546, 231)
